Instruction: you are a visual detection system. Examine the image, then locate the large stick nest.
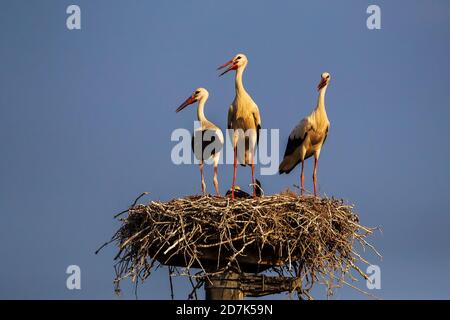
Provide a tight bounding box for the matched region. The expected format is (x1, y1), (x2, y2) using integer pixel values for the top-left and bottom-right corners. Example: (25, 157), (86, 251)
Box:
(104, 191), (380, 299)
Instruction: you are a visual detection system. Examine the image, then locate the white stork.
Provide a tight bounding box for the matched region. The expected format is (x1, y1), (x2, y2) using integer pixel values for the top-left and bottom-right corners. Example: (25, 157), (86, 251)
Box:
(176, 88), (224, 195)
(218, 53), (261, 199)
(279, 72), (331, 196)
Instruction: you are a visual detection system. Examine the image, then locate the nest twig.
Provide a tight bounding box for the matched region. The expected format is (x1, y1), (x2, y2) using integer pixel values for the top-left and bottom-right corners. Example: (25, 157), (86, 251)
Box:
(100, 191), (380, 299)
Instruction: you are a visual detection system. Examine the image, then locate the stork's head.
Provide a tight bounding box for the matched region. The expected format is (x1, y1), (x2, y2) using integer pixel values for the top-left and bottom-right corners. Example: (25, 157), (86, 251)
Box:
(317, 72), (331, 91)
(175, 88), (209, 113)
(217, 53), (248, 76)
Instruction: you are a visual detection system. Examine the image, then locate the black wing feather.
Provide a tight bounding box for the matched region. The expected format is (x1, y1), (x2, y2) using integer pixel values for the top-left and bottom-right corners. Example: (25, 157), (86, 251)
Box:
(192, 130), (222, 161)
(283, 131), (307, 159)
(256, 124), (261, 146)
(322, 126), (329, 146)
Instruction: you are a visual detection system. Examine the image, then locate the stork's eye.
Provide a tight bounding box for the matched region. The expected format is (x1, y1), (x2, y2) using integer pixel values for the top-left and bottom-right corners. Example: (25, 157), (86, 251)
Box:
(326, 75), (330, 79)
(195, 91), (200, 95)
(236, 56), (241, 60)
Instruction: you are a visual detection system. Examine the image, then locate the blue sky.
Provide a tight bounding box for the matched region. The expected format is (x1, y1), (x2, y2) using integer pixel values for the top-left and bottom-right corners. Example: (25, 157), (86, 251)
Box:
(1, 0), (450, 299)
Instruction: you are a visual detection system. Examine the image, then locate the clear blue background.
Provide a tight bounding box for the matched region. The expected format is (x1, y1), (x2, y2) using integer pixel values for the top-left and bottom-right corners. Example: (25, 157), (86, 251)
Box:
(1, 0), (449, 299)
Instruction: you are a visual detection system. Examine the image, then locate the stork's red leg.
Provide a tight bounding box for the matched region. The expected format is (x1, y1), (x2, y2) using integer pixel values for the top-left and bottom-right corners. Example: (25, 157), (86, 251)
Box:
(313, 157), (318, 196)
(251, 154), (256, 198)
(300, 159), (305, 196)
(232, 146), (237, 200)
(213, 165), (220, 196)
(200, 161), (206, 195)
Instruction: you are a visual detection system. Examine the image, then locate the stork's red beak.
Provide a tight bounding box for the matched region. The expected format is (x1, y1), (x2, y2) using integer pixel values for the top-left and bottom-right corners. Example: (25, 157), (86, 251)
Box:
(317, 78), (328, 91)
(217, 59), (238, 76)
(175, 95), (196, 113)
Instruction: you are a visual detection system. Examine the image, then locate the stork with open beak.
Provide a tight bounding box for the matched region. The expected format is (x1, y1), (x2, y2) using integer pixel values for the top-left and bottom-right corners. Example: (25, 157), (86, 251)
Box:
(176, 88), (224, 195)
(218, 53), (261, 200)
(279, 72), (331, 196)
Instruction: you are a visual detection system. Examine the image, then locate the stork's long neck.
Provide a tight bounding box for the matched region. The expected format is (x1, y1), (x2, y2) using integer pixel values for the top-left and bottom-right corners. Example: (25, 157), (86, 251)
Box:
(316, 85), (328, 112)
(235, 66), (247, 97)
(197, 98), (207, 123)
